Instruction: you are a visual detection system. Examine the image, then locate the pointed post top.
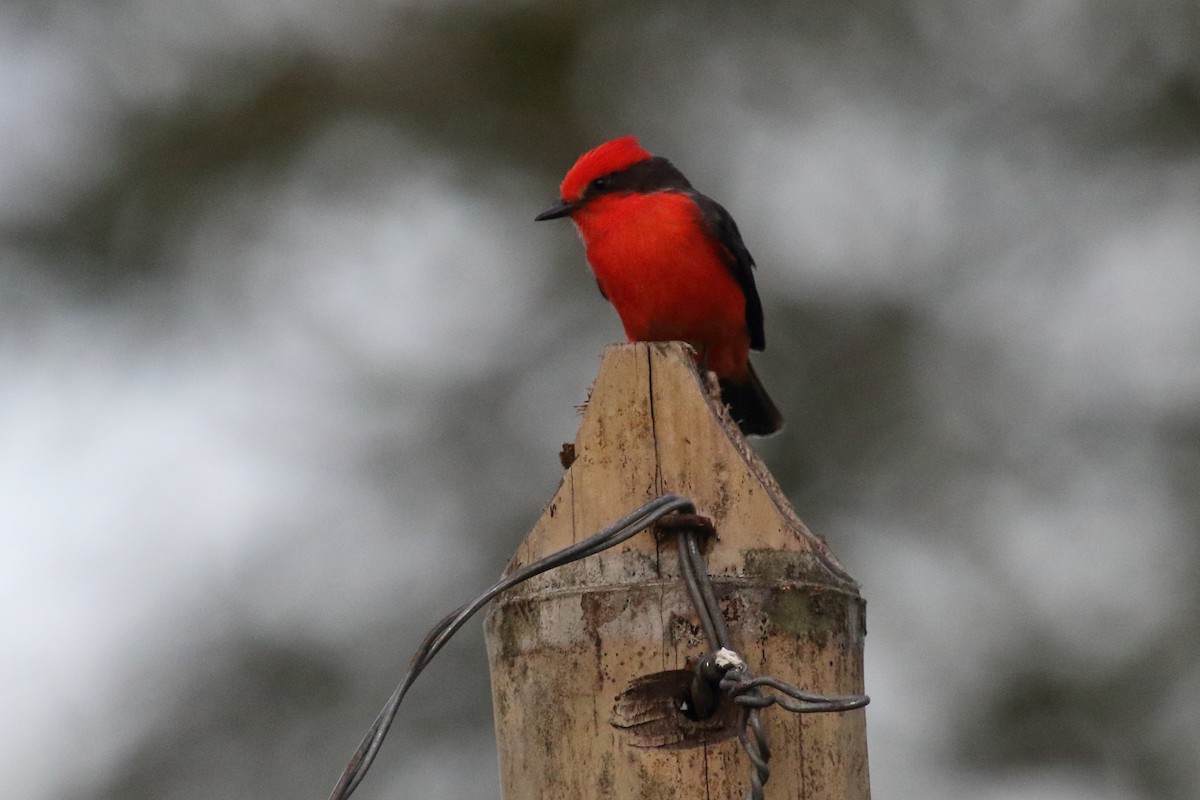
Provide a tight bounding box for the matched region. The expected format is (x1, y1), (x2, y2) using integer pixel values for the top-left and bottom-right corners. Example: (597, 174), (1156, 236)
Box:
(507, 342), (856, 591)
(486, 342), (870, 799)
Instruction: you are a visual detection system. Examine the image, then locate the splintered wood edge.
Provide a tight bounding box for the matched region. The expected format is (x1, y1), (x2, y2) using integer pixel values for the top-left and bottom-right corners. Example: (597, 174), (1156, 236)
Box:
(672, 345), (809, 528)
(507, 342), (856, 588)
(640, 342), (855, 585)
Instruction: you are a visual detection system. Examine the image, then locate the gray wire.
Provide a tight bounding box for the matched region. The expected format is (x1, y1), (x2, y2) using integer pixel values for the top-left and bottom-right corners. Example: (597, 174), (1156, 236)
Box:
(676, 530), (721, 648)
(672, 521), (869, 800)
(729, 674), (871, 713)
(326, 494), (697, 800)
(328, 494), (867, 800)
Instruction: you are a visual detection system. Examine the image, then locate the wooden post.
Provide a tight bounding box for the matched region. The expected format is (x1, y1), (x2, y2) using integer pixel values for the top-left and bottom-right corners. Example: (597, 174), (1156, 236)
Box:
(484, 342), (869, 798)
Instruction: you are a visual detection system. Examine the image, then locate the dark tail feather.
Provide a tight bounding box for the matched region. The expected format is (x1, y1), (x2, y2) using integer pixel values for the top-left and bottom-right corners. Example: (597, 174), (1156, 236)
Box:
(718, 363), (784, 437)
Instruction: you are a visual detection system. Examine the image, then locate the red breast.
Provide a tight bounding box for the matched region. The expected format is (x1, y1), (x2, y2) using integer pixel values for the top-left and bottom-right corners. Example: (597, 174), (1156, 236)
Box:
(572, 191), (751, 379)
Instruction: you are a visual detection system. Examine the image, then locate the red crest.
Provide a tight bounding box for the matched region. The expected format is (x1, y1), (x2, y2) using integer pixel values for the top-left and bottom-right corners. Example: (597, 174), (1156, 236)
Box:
(559, 136), (653, 201)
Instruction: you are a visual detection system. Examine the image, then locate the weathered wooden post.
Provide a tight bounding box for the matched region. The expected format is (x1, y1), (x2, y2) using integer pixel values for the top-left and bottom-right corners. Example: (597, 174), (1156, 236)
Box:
(484, 342), (869, 798)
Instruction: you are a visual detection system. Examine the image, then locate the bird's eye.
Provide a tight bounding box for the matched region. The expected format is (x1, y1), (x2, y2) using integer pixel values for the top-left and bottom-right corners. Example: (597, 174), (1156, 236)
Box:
(590, 177), (609, 192)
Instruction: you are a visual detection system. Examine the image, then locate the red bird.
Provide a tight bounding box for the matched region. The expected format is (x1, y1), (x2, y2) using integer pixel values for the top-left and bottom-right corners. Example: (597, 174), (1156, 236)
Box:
(536, 135), (783, 436)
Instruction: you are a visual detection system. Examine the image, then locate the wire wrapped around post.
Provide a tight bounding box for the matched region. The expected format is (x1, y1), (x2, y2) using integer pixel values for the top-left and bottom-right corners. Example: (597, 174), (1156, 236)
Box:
(486, 343), (871, 799)
(670, 519), (869, 799)
(327, 496), (868, 800)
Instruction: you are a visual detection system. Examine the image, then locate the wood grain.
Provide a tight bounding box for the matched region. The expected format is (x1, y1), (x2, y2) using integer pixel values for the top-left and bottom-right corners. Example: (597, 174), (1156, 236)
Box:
(485, 342), (869, 799)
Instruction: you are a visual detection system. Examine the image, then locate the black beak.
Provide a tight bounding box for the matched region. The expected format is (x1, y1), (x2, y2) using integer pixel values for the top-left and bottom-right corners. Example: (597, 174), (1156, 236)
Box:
(534, 200), (579, 221)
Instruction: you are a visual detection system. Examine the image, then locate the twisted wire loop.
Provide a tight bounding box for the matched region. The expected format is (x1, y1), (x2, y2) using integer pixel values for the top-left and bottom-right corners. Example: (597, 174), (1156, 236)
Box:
(673, 524), (870, 800)
(327, 494), (697, 800)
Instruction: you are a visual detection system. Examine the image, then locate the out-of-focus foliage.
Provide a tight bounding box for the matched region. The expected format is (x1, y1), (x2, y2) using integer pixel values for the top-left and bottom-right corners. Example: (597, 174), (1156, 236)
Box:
(2, 2), (1198, 799)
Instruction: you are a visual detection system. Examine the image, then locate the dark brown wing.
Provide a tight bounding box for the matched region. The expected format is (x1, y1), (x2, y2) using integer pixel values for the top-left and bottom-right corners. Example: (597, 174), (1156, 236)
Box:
(689, 192), (766, 351)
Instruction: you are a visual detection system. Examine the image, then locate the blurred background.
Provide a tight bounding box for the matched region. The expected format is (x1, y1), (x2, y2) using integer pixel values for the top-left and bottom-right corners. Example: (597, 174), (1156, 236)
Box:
(3, 1), (1199, 799)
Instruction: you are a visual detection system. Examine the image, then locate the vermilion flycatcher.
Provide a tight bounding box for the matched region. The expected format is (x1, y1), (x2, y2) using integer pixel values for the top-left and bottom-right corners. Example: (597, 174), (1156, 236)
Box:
(536, 135), (783, 436)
